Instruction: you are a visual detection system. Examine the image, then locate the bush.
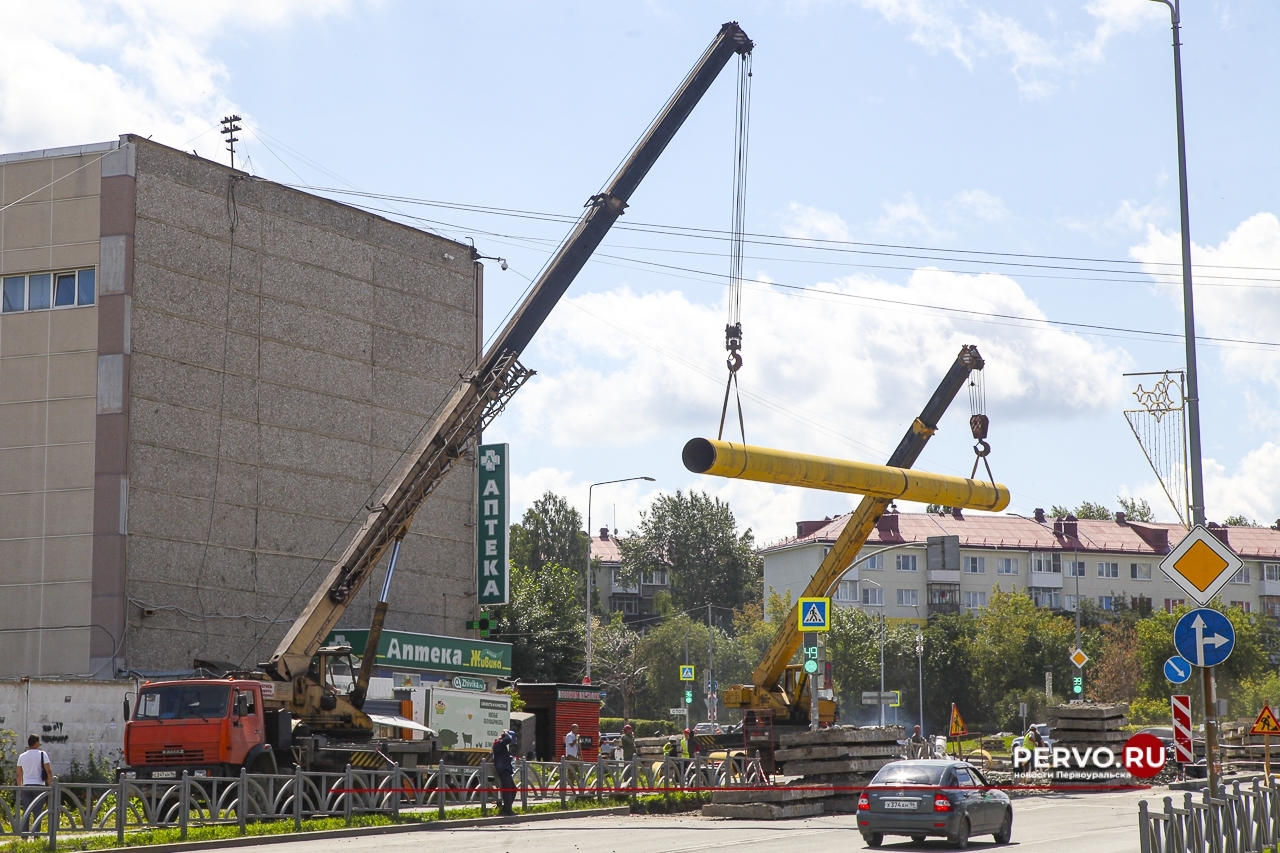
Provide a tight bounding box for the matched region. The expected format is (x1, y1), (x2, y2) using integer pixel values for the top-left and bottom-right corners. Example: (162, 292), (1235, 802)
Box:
(1129, 698), (1170, 726)
(599, 718), (678, 736)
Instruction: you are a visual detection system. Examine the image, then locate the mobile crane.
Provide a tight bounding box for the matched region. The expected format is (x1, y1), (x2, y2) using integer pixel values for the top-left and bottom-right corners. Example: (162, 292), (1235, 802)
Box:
(718, 345), (987, 729)
(122, 22), (754, 778)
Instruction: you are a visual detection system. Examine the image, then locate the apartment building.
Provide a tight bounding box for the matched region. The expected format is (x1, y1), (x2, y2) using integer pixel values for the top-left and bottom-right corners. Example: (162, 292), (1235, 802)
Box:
(589, 527), (669, 625)
(762, 508), (1280, 623)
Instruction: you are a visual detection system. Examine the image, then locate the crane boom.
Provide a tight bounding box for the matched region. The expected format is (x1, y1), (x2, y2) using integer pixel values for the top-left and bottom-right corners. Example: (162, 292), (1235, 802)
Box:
(263, 21), (754, 684)
(726, 345), (984, 720)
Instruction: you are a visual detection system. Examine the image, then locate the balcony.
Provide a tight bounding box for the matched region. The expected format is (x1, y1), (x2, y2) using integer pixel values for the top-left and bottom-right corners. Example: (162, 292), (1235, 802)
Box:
(928, 570), (960, 584)
(1028, 571), (1064, 589)
(1261, 578), (1280, 597)
(927, 602), (961, 617)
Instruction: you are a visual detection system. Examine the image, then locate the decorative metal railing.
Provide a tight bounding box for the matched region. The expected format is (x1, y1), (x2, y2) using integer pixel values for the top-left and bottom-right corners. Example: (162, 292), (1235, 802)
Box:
(0, 754), (767, 846)
(1140, 779), (1280, 853)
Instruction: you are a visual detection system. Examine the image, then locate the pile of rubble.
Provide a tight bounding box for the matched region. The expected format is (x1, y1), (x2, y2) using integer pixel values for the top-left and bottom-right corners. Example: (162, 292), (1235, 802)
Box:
(702, 725), (903, 820)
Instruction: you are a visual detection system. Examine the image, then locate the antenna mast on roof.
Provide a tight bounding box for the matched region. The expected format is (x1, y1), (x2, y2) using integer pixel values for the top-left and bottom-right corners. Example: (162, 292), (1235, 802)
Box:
(220, 115), (242, 170)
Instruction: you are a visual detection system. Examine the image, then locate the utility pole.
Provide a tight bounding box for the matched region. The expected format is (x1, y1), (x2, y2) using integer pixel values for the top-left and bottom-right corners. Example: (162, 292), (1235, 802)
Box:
(683, 635), (689, 723)
(706, 603), (715, 723)
(879, 611), (886, 727)
(220, 115), (241, 170)
(1148, 0), (1217, 794)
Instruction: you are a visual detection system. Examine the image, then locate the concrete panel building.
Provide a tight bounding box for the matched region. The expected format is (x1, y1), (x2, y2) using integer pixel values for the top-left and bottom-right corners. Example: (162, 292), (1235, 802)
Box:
(0, 136), (483, 679)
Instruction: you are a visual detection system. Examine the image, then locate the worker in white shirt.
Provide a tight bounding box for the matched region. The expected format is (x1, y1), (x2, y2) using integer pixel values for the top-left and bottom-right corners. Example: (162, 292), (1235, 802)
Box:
(16, 735), (53, 839)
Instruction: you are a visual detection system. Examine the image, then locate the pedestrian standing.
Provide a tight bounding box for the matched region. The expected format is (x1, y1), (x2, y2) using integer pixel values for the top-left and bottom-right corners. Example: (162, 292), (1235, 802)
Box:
(492, 729), (517, 816)
(620, 724), (635, 761)
(564, 723), (581, 789)
(681, 728), (693, 758)
(16, 735), (53, 840)
(907, 725), (927, 759)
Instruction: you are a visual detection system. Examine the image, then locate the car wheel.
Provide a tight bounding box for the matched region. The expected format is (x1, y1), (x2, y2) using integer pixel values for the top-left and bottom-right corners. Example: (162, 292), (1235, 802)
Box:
(911, 836), (927, 844)
(948, 818), (970, 849)
(994, 809), (1012, 844)
(863, 833), (884, 848)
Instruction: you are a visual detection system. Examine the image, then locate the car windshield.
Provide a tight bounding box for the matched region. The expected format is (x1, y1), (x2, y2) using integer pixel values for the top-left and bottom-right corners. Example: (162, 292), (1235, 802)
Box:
(870, 763), (948, 786)
(136, 685), (231, 720)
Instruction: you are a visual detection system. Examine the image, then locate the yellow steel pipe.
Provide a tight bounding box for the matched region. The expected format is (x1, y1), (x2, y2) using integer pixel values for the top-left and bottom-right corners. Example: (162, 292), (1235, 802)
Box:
(682, 437), (1010, 512)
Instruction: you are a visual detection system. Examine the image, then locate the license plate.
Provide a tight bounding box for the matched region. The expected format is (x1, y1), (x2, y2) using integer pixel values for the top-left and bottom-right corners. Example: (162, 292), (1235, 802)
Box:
(883, 799), (918, 810)
(151, 771), (177, 779)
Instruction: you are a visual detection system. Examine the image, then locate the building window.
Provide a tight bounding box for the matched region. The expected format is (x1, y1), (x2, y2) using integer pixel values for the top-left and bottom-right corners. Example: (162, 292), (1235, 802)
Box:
(835, 579), (857, 602)
(1131, 596), (1153, 614)
(1, 268), (96, 313)
(621, 599), (638, 615)
(1230, 601), (1252, 613)
(1266, 564), (1280, 582)
(962, 591), (986, 610)
(863, 554), (883, 570)
(862, 587), (884, 606)
(641, 570), (668, 586)
(1230, 567), (1251, 585)
(896, 554), (918, 572)
(1098, 562), (1119, 579)
(1098, 595), (1115, 610)
(1262, 597), (1280, 618)
(1163, 598), (1186, 613)
(1032, 554), (1062, 574)
(1065, 561), (1086, 578)
(996, 558), (1018, 575)
(963, 556), (985, 574)
(1064, 594), (1083, 611)
(897, 588), (919, 607)
(1030, 588), (1060, 609)
(1131, 562), (1152, 580)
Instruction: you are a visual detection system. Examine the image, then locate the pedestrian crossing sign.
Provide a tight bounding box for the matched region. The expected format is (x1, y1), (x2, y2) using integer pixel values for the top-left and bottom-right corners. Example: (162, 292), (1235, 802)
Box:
(797, 597), (831, 632)
(1252, 704), (1280, 736)
(679, 665), (695, 681)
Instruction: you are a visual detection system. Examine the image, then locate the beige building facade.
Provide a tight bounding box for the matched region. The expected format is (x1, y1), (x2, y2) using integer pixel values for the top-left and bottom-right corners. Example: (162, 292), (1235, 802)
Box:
(1, 136), (483, 678)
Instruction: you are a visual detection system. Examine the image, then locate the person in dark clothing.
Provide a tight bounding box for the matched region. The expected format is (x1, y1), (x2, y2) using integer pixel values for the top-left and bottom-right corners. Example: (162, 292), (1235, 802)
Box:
(492, 729), (517, 815)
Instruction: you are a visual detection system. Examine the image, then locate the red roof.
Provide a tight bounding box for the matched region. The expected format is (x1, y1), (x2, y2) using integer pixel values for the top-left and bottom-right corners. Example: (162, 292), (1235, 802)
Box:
(590, 534), (621, 564)
(763, 512), (1280, 560)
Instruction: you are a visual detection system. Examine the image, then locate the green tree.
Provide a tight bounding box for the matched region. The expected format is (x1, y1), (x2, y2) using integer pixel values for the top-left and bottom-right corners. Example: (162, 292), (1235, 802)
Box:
(490, 560), (583, 683)
(510, 491), (588, 575)
(592, 614), (648, 723)
(1224, 514), (1260, 527)
(620, 491), (761, 616)
(1117, 496), (1156, 522)
(1049, 502), (1114, 520)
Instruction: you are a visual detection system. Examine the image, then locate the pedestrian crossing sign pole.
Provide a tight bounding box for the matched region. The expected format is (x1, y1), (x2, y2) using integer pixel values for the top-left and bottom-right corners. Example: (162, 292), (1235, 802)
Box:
(797, 597), (831, 632)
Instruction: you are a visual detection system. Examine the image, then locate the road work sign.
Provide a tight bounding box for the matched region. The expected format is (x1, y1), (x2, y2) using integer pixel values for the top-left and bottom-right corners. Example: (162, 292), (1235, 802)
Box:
(1173, 607), (1235, 668)
(1252, 705), (1280, 736)
(1161, 525), (1243, 605)
(679, 665), (695, 681)
(798, 597), (830, 632)
(949, 704), (968, 737)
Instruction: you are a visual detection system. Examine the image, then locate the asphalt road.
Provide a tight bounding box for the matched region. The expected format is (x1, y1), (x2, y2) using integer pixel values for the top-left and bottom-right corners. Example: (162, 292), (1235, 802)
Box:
(250, 788), (1155, 853)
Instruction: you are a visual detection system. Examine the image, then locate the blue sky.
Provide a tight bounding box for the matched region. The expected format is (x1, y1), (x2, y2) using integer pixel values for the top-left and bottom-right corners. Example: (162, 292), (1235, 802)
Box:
(6, 1), (1279, 541)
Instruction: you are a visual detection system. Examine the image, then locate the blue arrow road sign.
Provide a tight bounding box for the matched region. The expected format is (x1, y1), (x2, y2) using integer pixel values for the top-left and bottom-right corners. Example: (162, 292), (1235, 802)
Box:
(1164, 655), (1193, 684)
(1174, 608), (1236, 668)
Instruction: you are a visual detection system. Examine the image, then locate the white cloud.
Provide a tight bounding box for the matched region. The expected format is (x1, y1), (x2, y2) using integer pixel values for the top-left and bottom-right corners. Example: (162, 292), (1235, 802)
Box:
(0, 1), (349, 158)
(1075, 0), (1169, 65)
(949, 189), (1011, 224)
(1205, 443), (1280, 527)
(780, 203), (852, 242)
(854, 0), (971, 67)
(510, 269), (1130, 461)
(1130, 212), (1280, 386)
(875, 193), (953, 240)
(510, 466), (661, 539)
(1107, 199), (1167, 233)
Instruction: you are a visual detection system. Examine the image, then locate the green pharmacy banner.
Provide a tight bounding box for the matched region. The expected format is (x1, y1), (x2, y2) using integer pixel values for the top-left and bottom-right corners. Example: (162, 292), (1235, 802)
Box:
(477, 443), (510, 605)
(326, 628), (512, 678)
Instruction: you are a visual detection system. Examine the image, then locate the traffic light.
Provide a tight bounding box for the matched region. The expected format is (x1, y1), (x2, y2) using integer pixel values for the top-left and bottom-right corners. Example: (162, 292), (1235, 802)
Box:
(684, 690), (694, 704)
(1072, 676), (1083, 695)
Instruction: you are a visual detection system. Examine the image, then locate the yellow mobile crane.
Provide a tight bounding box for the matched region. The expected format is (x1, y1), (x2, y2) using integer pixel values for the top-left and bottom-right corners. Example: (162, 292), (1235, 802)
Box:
(710, 345), (988, 726)
(123, 22), (754, 777)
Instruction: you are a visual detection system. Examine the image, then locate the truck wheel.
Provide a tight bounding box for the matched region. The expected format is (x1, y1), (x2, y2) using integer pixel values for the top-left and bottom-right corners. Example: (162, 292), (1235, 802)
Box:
(248, 754), (276, 775)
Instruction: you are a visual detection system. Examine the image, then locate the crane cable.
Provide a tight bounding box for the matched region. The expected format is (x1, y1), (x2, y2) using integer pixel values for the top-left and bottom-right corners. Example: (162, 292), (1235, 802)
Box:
(717, 51), (752, 443)
(968, 368), (995, 486)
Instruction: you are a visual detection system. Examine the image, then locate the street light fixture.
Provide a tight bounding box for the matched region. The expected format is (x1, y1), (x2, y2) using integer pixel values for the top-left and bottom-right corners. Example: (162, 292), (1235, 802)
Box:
(1148, 0), (1219, 796)
(911, 604), (925, 737)
(584, 476), (655, 684)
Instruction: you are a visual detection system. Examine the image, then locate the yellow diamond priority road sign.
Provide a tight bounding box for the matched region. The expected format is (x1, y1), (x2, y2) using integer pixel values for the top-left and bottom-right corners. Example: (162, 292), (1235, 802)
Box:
(1161, 525), (1243, 606)
(1069, 648), (1089, 669)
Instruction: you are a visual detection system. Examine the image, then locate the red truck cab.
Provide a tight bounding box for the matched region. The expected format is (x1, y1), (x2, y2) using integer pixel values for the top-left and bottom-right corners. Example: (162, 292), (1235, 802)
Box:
(124, 679), (277, 778)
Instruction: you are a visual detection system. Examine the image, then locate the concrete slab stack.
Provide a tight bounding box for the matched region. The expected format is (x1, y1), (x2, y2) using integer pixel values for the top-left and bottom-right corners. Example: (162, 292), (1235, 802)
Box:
(1046, 703), (1129, 750)
(702, 786), (833, 820)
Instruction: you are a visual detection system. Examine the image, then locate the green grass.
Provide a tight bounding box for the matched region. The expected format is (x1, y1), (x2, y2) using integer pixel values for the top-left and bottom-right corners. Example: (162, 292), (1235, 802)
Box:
(0, 794), (652, 853)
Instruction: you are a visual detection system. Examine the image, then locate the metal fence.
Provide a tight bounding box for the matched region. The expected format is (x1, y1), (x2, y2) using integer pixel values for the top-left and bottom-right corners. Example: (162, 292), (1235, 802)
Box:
(1139, 779), (1280, 853)
(0, 754), (766, 846)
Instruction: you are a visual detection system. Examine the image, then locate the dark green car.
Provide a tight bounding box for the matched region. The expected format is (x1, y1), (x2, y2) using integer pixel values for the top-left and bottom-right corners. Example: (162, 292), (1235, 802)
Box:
(857, 760), (1012, 849)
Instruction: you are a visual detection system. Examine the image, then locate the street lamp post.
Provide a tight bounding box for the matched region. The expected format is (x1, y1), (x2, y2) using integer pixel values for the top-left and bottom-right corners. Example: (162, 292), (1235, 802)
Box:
(584, 476), (655, 684)
(860, 578), (886, 726)
(911, 604), (925, 736)
(1149, 0), (1218, 794)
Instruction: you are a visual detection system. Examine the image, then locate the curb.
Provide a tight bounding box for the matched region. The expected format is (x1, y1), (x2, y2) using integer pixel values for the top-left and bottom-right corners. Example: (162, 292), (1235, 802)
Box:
(91, 806), (632, 853)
